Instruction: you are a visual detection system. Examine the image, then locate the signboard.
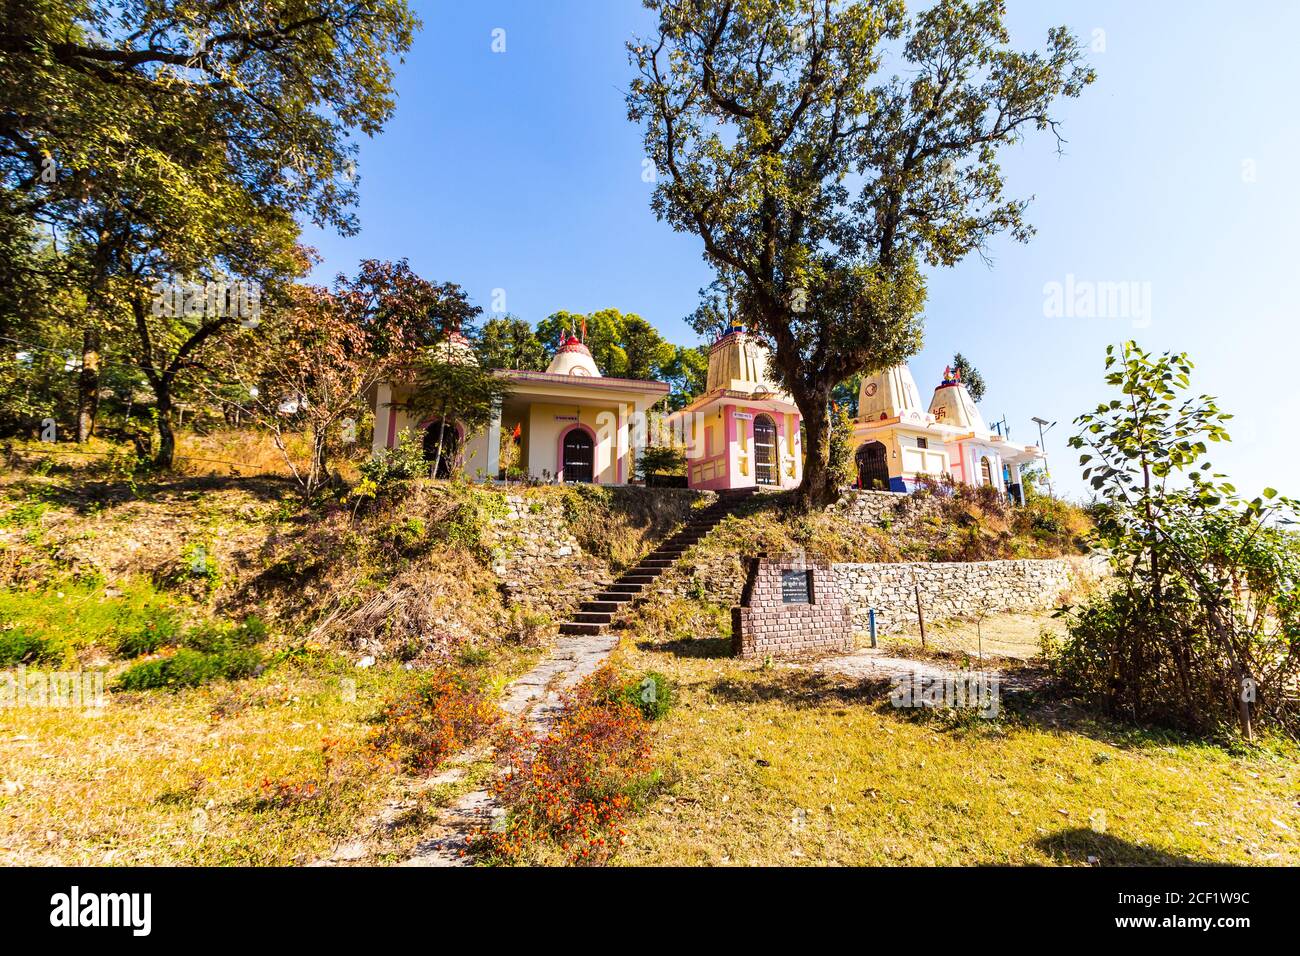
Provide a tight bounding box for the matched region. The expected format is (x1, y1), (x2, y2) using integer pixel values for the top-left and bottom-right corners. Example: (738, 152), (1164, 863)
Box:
(553, 415), (579, 423)
(781, 569), (810, 604)
(733, 411), (753, 421)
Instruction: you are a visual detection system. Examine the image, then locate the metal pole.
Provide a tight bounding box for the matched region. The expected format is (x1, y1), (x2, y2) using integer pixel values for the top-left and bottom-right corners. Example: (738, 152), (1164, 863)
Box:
(869, 608), (877, 648)
(1033, 417), (1056, 498)
(914, 582), (926, 650)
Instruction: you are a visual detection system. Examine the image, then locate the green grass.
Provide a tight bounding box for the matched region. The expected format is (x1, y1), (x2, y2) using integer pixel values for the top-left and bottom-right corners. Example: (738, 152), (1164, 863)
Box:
(0, 641), (548, 866)
(613, 597), (1300, 866)
(0, 578), (188, 666)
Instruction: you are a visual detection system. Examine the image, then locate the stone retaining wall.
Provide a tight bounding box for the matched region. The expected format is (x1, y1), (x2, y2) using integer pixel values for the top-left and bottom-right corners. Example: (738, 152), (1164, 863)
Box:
(826, 488), (945, 528)
(834, 556), (1100, 634)
(483, 494), (611, 616)
(483, 487), (703, 618)
(652, 489), (951, 607)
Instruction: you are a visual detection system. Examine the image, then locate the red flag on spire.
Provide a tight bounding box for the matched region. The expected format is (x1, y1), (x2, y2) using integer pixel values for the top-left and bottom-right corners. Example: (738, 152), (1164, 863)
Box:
(580, 317), (587, 343)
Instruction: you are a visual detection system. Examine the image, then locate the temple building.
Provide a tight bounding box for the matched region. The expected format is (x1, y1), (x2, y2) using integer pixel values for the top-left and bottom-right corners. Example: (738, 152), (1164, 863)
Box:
(369, 330), (668, 483)
(369, 320), (1038, 501)
(666, 327), (804, 490)
(850, 363), (1043, 501)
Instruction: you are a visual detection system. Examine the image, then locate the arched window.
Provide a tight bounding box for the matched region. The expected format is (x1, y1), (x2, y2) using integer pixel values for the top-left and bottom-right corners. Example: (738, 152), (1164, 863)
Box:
(979, 456), (994, 486)
(856, 441), (890, 490)
(753, 414), (777, 486)
(562, 428), (594, 483)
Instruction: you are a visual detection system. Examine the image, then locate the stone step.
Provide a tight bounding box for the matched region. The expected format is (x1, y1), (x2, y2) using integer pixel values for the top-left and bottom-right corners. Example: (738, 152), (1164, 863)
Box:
(571, 611), (614, 626)
(593, 591), (636, 604)
(608, 582), (645, 594)
(619, 574), (658, 586)
(559, 621), (606, 636)
(580, 601), (622, 614)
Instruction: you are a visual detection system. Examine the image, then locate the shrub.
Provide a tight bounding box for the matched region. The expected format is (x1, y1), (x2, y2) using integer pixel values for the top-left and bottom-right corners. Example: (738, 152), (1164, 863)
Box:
(368, 671), (500, 774)
(182, 615), (268, 654)
(506, 607), (552, 644)
(0, 627), (54, 666)
(356, 431), (429, 494)
(115, 646), (265, 691)
(117, 609), (181, 658)
(458, 644), (491, 667)
(623, 671), (674, 721)
(113, 615), (270, 690)
(1063, 341), (1300, 739)
(480, 665), (656, 864)
(634, 445), (686, 481)
(587, 667), (675, 721)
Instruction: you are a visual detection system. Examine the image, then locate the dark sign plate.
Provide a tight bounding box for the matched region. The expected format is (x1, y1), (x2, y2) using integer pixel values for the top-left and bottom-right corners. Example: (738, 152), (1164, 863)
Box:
(781, 569), (810, 604)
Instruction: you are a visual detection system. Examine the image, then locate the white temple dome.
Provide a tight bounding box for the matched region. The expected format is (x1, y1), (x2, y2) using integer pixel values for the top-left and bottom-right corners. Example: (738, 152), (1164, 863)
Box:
(928, 368), (986, 431)
(546, 334), (601, 377)
(430, 329), (478, 366)
(858, 365), (926, 422)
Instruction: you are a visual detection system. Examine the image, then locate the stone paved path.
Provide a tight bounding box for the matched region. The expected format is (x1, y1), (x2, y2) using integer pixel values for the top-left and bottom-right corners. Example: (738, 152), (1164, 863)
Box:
(312, 631), (620, 868)
(398, 632), (618, 866)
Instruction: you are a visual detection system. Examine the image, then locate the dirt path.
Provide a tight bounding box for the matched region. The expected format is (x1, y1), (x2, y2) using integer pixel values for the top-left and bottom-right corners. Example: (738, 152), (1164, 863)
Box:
(313, 632), (619, 868)
(811, 646), (1035, 692)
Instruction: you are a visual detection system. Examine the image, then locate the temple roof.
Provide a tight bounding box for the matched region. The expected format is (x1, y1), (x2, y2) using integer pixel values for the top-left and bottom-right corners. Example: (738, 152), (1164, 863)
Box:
(928, 375), (986, 432)
(857, 364), (929, 423)
(705, 328), (786, 396)
(546, 334), (601, 377)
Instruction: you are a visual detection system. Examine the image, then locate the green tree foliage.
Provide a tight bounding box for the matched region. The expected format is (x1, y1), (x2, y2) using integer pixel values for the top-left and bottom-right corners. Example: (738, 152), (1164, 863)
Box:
(1055, 341), (1300, 739)
(684, 270), (744, 341)
(0, 0), (419, 461)
(333, 260), (478, 359)
(536, 308), (676, 382)
(474, 315), (548, 371)
(951, 352), (985, 403)
(628, 0), (1093, 509)
(832, 374), (862, 418)
(661, 344), (709, 410)
(826, 402), (858, 489)
(407, 350), (513, 482)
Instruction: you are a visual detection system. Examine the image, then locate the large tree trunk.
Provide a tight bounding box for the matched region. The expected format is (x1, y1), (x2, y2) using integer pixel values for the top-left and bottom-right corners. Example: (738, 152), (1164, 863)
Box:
(76, 328), (100, 441)
(792, 389), (839, 512)
(154, 385), (176, 469)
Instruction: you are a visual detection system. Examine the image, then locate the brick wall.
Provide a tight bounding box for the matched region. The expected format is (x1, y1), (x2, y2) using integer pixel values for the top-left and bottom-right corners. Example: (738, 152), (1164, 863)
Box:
(732, 555), (854, 659)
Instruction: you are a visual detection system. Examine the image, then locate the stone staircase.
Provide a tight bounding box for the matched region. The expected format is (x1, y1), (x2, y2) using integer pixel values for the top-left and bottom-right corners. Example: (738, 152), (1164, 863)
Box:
(558, 488), (757, 636)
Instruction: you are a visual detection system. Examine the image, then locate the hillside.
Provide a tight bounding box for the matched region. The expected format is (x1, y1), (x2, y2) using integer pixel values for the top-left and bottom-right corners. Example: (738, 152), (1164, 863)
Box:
(2, 440), (1296, 867)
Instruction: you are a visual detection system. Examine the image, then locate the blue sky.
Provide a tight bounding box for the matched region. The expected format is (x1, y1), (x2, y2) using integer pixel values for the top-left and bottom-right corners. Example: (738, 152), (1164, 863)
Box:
(304, 1), (1300, 500)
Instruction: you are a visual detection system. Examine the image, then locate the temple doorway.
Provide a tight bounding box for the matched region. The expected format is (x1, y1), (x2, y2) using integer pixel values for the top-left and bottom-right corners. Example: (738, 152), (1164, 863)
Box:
(754, 414), (777, 486)
(423, 421), (459, 478)
(562, 429), (594, 483)
(856, 441), (890, 490)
